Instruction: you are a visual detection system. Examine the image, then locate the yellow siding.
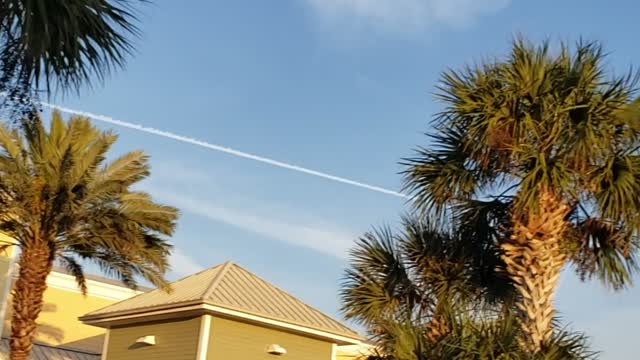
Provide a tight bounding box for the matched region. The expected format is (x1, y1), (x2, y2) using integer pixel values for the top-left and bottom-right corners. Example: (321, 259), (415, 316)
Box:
(207, 316), (333, 360)
(2, 286), (114, 352)
(105, 317), (201, 360)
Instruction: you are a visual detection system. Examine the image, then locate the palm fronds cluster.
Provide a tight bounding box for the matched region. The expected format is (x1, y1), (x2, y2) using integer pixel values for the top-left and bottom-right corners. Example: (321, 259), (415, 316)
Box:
(0, 112), (177, 358)
(0, 0), (144, 113)
(342, 217), (595, 359)
(342, 38), (640, 359)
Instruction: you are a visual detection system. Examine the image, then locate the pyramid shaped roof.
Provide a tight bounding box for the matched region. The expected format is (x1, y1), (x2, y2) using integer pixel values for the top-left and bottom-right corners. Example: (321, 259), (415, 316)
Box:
(81, 262), (360, 342)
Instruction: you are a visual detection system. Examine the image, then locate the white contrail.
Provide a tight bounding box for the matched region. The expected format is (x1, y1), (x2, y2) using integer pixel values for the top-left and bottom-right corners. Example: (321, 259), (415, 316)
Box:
(40, 102), (409, 199)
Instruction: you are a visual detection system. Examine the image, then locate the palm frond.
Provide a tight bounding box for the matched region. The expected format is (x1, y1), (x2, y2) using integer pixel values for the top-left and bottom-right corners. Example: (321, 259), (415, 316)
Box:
(0, 242), (14, 255)
(0, 112), (177, 294)
(402, 125), (502, 217)
(451, 199), (516, 303)
(537, 328), (598, 360)
(57, 255), (87, 295)
(341, 227), (418, 326)
(0, 0), (145, 97)
(341, 215), (515, 338)
(566, 217), (638, 290)
(367, 305), (596, 360)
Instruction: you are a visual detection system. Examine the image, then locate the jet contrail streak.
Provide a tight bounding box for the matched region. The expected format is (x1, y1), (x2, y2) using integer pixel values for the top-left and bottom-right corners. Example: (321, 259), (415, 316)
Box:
(40, 102), (409, 199)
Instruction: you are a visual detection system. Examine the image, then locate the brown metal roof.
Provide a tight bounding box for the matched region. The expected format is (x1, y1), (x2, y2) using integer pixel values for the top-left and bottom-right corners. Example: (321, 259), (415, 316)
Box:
(0, 339), (100, 360)
(82, 261), (360, 340)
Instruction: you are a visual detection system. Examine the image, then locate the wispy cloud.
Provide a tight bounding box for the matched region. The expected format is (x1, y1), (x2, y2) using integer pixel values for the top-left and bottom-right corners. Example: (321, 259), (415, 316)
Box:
(305, 0), (510, 32)
(169, 248), (205, 276)
(147, 161), (213, 187)
(149, 186), (357, 259)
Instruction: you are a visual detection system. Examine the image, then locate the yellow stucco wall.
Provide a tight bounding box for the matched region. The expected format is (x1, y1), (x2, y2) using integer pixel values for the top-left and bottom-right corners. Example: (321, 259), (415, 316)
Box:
(336, 345), (376, 359)
(2, 286), (114, 352)
(105, 317), (201, 360)
(0, 233), (16, 327)
(207, 316), (334, 360)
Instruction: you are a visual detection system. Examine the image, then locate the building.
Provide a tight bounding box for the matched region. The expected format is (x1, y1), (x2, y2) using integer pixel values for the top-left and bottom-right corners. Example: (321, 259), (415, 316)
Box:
(0, 248), (369, 359)
(81, 261), (364, 359)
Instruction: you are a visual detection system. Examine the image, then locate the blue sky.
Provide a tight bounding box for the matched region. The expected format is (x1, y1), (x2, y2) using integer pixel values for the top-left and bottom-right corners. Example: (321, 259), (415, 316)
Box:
(48, 0), (640, 358)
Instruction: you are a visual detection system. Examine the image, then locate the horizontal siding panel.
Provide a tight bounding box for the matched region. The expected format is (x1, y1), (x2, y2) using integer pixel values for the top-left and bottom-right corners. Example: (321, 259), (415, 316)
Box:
(105, 317), (200, 360)
(207, 317), (332, 360)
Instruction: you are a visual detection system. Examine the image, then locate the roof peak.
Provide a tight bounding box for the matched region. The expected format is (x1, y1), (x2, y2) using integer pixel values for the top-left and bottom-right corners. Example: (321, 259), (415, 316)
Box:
(81, 260), (361, 342)
(202, 261), (234, 299)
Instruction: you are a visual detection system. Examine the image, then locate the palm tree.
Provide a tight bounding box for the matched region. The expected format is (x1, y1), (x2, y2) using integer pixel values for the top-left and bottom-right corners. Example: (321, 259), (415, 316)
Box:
(403, 38), (640, 352)
(341, 216), (514, 348)
(0, 112), (178, 360)
(342, 217), (595, 360)
(367, 311), (596, 360)
(0, 0), (144, 110)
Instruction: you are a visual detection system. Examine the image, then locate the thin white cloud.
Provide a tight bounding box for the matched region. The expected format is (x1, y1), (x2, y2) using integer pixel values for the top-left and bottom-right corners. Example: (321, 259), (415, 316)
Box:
(148, 161), (213, 186)
(150, 187), (356, 259)
(305, 0), (511, 32)
(169, 248), (205, 276)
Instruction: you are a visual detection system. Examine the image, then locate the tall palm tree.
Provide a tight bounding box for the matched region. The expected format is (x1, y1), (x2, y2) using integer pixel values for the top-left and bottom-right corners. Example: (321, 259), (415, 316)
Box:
(342, 217), (595, 360)
(0, 112), (178, 360)
(0, 0), (144, 110)
(403, 38), (640, 352)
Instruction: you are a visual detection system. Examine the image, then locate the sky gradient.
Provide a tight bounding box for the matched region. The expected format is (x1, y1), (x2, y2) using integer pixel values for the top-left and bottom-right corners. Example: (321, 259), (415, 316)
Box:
(47, 1), (640, 358)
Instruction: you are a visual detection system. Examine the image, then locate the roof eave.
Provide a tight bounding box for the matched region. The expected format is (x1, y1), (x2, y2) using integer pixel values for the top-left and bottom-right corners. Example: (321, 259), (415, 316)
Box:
(79, 299), (205, 322)
(80, 302), (363, 345)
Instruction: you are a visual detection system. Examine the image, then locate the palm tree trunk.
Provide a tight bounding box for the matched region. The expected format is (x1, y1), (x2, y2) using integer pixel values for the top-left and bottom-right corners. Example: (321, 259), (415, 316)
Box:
(9, 241), (53, 360)
(425, 314), (449, 343)
(500, 190), (569, 353)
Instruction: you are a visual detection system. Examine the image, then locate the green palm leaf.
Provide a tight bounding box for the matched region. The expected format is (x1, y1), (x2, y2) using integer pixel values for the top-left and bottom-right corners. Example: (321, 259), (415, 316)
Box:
(0, 0), (144, 103)
(0, 111), (178, 358)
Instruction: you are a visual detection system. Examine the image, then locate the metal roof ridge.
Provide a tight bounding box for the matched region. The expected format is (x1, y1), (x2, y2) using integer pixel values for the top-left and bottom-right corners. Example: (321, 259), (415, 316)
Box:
(83, 263), (226, 317)
(201, 260), (234, 299)
(220, 262), (358, 335)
